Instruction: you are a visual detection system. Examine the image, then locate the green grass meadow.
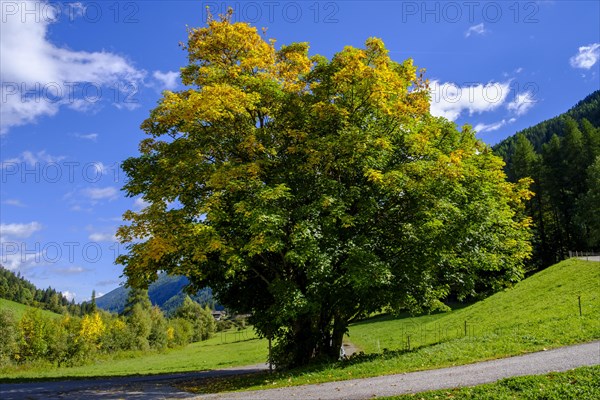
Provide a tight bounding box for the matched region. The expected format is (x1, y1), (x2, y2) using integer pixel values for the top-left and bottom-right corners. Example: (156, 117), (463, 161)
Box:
(0, 329), (267, 381)
(1, 259), (598, 393)
(350, 258), (600, 354)
(0, 298), (61, 320)
(181, 259), (600, 393)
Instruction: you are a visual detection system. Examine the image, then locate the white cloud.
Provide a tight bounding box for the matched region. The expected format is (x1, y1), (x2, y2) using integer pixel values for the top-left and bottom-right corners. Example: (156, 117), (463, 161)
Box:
(74, 133), (98, 141)
(569, 43), (600, 70)
(134, 197), (150, 209)
(70, 204), (91, 212)
(0, 222), (42, 239)
(0, 251), (42, 271)
(90, 162), (107, 176)
(0, 222), (43, 271)
(474, 118), (516, 134)
(0, 0), (146, 134)
(89, 232), (117, 242)
(465, 23), (487, 38)
(82, 186), (119, 201)
(69, 2), (87, 18)
(56, 266), (89, 275)
(429, 81), (510, 121)
(153, 70), (179, 90)
(3, 199), (26, 207)
(1, 150), (65, 168)
(507, 92), (536, 116)
(62, 291), (76, 301)
(23, 150), (64, 165)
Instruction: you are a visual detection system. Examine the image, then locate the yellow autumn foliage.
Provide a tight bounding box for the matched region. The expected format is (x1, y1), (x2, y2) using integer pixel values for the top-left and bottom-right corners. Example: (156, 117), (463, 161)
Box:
(79, 312), (105, 347)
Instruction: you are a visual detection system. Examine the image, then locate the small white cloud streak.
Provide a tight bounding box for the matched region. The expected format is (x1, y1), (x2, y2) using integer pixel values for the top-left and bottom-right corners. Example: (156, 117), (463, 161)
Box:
(507, 92), (536, 116)
(3, 199), (26, 207)
(465, 23), (487, 38)
(569, 43), (600, 70)
(74, 133), (98, 141)
(1, 150), (65, 168)
(474, 118), (516, 134)
(56, 266), (89, 275)
(152, 70), (179, 90)
(82, 186), (119, 200)
(90, 162), (107, 176)
(89, 232), (117, 242)
(0, 222), (42, 238)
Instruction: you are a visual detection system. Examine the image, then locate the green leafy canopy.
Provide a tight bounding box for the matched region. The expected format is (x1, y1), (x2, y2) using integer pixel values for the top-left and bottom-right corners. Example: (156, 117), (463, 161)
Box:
(117, 11), (532, 367)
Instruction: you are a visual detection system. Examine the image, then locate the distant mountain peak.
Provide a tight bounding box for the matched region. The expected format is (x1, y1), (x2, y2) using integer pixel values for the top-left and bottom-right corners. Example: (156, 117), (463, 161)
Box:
(96, 274), (216, 315)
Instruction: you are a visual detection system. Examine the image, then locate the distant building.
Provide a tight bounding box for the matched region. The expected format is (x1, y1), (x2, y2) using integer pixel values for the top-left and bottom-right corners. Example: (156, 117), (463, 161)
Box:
(211, 310), (225, 320)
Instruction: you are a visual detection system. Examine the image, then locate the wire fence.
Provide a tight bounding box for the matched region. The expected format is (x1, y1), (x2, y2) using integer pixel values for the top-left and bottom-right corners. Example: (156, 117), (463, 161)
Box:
(357, 293), (598, 355)
(219, 328), (252, 343)
(568, 251), (600, 262)
(364, 318), (597, 355)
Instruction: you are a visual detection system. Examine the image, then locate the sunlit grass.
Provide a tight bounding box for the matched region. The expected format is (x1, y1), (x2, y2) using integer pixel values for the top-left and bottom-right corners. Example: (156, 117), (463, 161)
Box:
(0, 329), (268, 381)
(0, 298), (61, 320)
(350, 258), (600, 354)
(2, 259), (598, 391)
(384, 365), (600, 399)
(179, 259), (599, 394)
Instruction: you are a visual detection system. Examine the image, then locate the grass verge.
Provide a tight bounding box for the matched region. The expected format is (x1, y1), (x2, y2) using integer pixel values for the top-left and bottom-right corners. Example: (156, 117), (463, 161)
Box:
(384, 365), (600, 399)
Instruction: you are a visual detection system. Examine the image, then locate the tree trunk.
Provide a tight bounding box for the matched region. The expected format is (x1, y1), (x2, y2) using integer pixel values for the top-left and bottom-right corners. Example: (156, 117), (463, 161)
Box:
(288, 315), (318, 367)
(283, 312), (349, 367)
(330, 317), (346, 359)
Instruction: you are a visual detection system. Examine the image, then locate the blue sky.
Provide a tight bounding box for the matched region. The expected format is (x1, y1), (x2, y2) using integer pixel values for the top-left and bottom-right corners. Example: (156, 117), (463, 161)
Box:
(1, 0), (599, 302)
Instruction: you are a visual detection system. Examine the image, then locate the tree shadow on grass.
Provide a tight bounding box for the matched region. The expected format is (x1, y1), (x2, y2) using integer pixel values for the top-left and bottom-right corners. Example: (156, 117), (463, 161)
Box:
(177, 342), (444, 395)
(213, 337), (260, 346)
(350, 303), (474, 327)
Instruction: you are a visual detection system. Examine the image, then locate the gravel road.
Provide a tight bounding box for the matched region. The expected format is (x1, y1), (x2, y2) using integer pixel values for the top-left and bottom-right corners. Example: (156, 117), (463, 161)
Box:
(195, 341), (600, 400)
(0, 364), (268, 400)
(1, 341), (598, 400)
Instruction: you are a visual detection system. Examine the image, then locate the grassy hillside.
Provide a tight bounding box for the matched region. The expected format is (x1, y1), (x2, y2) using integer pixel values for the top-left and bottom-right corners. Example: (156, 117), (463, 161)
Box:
(179, 259), (599, 394)
(0, 265), (78, 315)
(2, 259), (598, 388)
(350, 258), (599, 353)
(0, 298), (62, 320)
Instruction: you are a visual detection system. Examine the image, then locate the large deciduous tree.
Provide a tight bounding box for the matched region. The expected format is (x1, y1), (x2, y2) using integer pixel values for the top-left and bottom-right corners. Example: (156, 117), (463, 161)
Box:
(117, 11), (532, 368)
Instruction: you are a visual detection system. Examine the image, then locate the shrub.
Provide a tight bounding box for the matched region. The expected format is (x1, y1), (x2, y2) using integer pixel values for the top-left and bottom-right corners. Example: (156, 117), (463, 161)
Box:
(127, 303), (152, 351)
(148, 306), (168, 350)
(167, 318), (193, 347)
(0, 309), (18, 366)
(174, 296), (216, 342)
(18, 308), (51, 362)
